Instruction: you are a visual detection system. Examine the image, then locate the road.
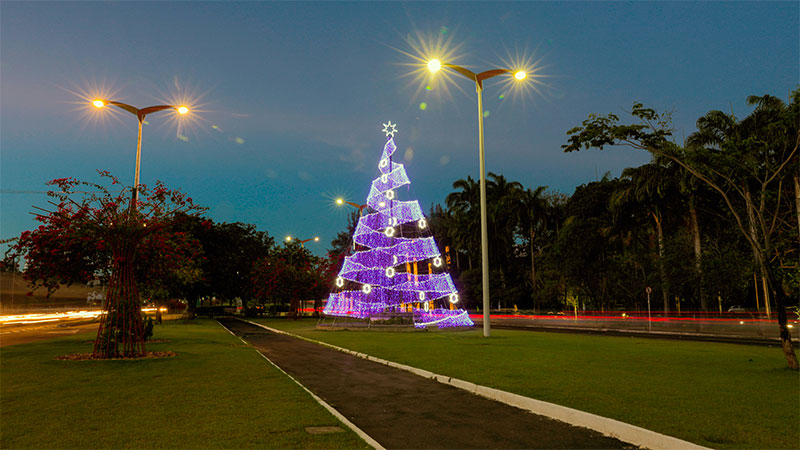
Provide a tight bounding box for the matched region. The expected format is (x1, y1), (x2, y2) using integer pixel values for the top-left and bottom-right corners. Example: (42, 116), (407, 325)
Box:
(0, 320), (98, 347)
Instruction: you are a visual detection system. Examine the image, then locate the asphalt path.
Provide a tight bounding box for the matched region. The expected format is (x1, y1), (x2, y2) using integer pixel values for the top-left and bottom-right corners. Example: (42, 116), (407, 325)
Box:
(218, 318), (632, 450)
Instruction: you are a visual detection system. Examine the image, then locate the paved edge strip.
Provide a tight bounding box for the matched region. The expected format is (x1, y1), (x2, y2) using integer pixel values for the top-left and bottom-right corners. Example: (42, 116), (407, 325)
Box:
(244, 319), (711, 450)
(215, 320), (385, 450)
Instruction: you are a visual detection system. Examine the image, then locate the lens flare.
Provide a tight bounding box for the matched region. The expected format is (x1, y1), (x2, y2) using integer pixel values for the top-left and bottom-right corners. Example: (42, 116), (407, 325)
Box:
(158, 76), (209, 141)
(393, 28), (470, 106)
(495, 44), (554, 105)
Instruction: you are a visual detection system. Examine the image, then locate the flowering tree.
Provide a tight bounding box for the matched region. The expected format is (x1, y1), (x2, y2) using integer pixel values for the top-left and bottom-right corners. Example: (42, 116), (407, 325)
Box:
(11, 171), (205, 358)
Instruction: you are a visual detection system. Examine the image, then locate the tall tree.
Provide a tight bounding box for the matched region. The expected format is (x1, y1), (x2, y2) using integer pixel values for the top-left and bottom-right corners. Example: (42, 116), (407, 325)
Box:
(563, 92), (799, 369)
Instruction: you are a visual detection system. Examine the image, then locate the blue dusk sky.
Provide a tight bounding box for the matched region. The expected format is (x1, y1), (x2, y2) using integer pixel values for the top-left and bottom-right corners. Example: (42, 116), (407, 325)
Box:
(1, 1), (797, 256)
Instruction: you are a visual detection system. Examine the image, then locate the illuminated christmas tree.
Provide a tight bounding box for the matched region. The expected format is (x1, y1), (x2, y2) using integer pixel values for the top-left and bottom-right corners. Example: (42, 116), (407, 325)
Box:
(324, 122), (474, 328)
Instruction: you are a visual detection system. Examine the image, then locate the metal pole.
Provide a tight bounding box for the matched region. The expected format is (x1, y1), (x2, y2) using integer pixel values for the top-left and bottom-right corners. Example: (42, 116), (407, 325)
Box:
(133, 118), (144, 206)
(476, 80), (490, 338)
(647, 291), (652, 332)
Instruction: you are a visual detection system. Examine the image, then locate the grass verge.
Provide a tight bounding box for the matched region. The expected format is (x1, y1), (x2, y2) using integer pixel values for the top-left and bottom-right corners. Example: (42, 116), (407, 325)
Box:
(0, 319), (369, 449)
(254, 318), (799, 449)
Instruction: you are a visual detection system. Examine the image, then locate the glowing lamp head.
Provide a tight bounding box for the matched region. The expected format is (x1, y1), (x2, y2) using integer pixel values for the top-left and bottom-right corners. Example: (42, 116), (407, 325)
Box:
(314, 237), (319, 242)
(285, 236), (292, 242)
(514, 71), (526, 81)
(427, 59), (442, 73)
(92, 100), (106, 108)
(177, 106), (189, 115)
(336, 198), (344, 205)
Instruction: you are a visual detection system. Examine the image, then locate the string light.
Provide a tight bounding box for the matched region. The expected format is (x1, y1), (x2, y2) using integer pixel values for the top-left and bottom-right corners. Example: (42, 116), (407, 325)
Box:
(324, 126), (473, 329)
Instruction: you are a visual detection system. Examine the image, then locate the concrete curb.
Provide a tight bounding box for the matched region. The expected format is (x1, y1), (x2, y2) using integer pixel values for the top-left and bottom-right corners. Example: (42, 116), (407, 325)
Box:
(245, 319), (710, 450)
(216, 321), (384, 450)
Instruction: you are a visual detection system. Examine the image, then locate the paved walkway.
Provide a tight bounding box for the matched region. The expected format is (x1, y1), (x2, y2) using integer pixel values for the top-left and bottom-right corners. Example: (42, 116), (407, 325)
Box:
(218, 318), (632, 449)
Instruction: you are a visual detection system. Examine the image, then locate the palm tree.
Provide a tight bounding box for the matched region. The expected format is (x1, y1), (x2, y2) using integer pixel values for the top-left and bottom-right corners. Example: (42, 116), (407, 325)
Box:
(518, 186), (548, 310)
(612, 162), (680, 313)
(486, 173), (524, 273)
(446, 176), (480, 270)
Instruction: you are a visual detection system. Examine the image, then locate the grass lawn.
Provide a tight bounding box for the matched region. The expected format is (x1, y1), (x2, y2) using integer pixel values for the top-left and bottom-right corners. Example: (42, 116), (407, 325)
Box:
(0, 319), (369, 449)
(254, 318), (800, 449)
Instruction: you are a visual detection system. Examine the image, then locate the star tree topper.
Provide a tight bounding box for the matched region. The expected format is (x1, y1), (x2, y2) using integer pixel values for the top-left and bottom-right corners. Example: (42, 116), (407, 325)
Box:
(382, 121), (398, 137)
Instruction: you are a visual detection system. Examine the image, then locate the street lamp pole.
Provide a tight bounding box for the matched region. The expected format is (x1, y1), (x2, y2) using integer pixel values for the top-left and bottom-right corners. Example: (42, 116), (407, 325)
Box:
(92, 100), (189, 207)
(428, 60), (526, 337)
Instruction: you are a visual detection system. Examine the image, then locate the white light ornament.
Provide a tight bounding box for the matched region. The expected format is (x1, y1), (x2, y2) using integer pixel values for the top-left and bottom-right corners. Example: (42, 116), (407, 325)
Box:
(382, 121), (398, 137)
(385, 267), (396, 278)
(392, 255), (398, 264)
(423, 301), (430, 311)
(336, 277), (344, 288)
(384, 226), (395, 237)
(391, 217), (399, 226)
(379, 158), (389, 169)
(385, 190), (395, 200)
(381, 174), (388, 183)
(449, 293), (459, 304)
(433, 256), (442, 268)
(418, 291), (425, 301)
(362, 284), (372, 294)
(418, 218), (427, 229)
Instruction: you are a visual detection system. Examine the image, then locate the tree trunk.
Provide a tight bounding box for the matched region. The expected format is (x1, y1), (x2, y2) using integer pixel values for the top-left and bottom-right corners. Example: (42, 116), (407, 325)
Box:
(651, 212), (669, 313)
(764, 259), (798, 369)
(794, 175), (800, 240)
(688, 197), (707, 310)
(530, 227), (536, 303)
(94, 245), (146, 358)
(744, 189), (798, 369)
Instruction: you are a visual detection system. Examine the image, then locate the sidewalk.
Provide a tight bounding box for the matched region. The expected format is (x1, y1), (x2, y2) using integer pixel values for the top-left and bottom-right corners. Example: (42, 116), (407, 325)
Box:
(217, 317), (631, 449)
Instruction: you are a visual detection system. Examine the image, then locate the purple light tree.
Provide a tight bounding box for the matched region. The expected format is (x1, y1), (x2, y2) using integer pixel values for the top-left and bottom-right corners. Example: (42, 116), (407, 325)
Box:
(324, 122), (474, 328)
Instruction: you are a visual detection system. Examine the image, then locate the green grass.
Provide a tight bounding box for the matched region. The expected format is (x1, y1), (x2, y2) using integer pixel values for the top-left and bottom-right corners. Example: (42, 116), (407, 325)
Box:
(255, 318), (800, 449)
(0, 319), (369, 449)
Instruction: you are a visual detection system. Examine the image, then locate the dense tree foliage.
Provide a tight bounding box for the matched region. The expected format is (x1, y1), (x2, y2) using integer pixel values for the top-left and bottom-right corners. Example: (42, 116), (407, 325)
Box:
(420, 91), (798, 368)
(562, 91), (798, 368)
(9, 172), (205, 357)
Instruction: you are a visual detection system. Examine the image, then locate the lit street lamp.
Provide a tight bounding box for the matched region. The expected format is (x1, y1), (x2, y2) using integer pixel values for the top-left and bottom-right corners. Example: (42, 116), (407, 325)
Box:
(335, 198), (369, 215)
(92, 99), (189, 207)
(285, 235), (320, 248)
(428, 59), (526, 338)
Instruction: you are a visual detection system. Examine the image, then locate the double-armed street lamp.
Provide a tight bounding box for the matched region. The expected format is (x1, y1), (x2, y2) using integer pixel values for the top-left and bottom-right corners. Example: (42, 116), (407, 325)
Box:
(335, 198), (369, 215)
(92, 99), (190, 207)
(285, 235), (320, 248)
(427, 59), (527, 338)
